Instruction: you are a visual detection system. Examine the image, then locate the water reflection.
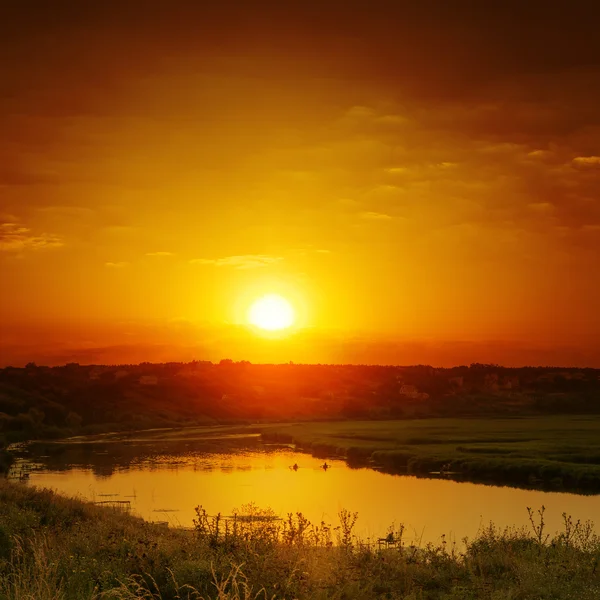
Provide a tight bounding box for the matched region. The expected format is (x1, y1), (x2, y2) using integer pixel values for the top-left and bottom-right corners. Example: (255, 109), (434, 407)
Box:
(17, 434), (268, 478)
(13, 436), (600, 544)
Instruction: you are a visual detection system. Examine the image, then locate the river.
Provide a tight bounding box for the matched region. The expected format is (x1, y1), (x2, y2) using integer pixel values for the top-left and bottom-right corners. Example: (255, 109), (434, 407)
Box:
(10, 430), (600, 545)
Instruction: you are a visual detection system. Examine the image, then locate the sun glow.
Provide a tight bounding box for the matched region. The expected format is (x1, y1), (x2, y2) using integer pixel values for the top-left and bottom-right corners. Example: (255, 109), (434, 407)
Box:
(248, 294), (295, 331)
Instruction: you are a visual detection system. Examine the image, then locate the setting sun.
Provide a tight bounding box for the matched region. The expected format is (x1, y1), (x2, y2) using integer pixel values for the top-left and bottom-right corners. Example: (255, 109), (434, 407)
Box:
(248, 295), (295, 331)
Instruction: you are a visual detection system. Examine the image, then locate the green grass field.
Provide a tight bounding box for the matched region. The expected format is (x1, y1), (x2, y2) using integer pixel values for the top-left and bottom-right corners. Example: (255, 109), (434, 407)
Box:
(262, 417), (600, 490)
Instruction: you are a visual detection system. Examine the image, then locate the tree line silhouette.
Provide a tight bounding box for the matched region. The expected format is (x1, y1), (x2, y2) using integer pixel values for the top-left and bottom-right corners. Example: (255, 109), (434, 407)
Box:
(1, 361), (599, 454)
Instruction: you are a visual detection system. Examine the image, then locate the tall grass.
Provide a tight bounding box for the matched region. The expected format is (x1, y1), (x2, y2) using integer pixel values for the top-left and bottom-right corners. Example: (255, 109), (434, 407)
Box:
(2, 480), (600, 599)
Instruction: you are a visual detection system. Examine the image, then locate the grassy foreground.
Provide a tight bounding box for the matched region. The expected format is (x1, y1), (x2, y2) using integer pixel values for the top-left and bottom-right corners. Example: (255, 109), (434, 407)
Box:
(262, 417), (600, 490)
(2, 481), (600, 599)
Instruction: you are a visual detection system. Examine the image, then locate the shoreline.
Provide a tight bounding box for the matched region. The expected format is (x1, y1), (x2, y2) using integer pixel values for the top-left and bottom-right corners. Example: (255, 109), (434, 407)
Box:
(7, 416), (600, 496)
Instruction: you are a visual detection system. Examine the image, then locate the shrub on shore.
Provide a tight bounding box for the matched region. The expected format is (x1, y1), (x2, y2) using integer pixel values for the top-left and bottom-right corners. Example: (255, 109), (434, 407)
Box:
(0, 434), (13, 475)
(0, 452), (12, 475)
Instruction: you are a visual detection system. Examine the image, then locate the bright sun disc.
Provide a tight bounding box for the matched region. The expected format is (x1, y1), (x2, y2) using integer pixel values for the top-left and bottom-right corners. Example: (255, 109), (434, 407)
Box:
(248, 294), (295, 331)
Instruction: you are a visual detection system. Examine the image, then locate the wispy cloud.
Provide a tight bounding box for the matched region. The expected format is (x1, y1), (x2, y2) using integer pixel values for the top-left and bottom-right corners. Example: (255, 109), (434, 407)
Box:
(289, 246), (332, 256)
(189, 254), (283, 269)
(527, 202), (555, 213)
(344, 105), (377, 119)
(376, 114), (408, 126)
(105, 261), (129, 268)
(146, 251), (175, 257)
(528, 150), (554, 160)
(359, 211), (393, 220)
(0, 213), (21, 223)
(0, 222), (63, 252)
(572, 156), (600, 168)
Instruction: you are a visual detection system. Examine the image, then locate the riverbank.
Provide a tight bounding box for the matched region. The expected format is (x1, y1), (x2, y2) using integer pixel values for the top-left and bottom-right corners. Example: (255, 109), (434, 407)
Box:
(262, 417), (600, 491)
(11, 416), (600, 492)
(1, 479), (600, 599)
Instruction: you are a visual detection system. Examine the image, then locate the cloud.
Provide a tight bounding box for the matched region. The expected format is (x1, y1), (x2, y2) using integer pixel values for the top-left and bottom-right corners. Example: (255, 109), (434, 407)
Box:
(189, 254), (283, 269)
(146, 251), (175, 257)
(376, 114), (408, 126)
(0, 222), (63, 252)
(344, 105), (377, 120)
(288, 246), (332, 257)
(359, 211), (393, 220)
(528, 150), (554, 160)
(527, 202), (555, 213)
(341, 106), (408, 128)
(572, 156), (600, 168)
(105, 261), (129, 268)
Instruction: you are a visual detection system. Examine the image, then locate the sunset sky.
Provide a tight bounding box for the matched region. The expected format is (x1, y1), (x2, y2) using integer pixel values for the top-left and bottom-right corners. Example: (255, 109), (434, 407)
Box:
(1, 1), (600, 367)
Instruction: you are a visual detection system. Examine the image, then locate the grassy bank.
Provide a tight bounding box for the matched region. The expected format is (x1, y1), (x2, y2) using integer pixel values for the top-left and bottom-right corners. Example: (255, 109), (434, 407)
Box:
(262, 417), (600, 491)
(2, 481), (600, 599)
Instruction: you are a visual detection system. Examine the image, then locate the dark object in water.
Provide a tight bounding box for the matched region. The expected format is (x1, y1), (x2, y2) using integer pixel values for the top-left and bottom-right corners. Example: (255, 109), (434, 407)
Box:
(94, 500), (131, 512)
(429, 463), (460, 477)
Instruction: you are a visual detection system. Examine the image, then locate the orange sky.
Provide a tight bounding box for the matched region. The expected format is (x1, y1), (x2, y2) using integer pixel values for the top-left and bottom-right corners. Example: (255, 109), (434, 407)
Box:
(1, 1), (600, 367)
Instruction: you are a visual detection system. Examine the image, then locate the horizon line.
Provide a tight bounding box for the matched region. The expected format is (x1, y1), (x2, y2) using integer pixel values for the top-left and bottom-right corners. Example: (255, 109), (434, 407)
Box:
(4, 360), (599, 371)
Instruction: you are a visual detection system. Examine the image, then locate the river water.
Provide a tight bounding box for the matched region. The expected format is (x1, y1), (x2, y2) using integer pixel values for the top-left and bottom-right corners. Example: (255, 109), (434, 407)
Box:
(11, 432), (600, 545)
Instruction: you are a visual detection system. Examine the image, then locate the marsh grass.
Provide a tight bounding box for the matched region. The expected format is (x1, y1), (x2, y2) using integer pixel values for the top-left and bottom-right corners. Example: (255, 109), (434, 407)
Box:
(3, 480), (600, 599)
(263, 417), (600, 490)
